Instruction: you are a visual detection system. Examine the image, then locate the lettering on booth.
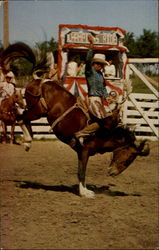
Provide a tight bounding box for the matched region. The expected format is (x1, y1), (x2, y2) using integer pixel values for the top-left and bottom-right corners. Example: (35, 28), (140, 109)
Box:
(66, 31), (118, 45)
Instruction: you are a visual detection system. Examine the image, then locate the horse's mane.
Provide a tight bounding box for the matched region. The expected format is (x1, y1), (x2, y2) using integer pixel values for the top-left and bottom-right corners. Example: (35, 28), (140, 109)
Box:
(113, 126), (136, 141)
(44, 80), (77, 100)
(97, 125), (136, 142)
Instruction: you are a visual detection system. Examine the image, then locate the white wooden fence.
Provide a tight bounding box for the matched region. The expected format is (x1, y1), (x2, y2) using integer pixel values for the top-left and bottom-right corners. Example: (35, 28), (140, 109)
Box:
(123, 93), (158, 141)
(125, 59), (158, 141)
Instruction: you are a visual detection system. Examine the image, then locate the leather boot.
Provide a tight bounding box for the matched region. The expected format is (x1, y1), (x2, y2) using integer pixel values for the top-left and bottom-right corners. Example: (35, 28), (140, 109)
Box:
(75, 122), (100, 146)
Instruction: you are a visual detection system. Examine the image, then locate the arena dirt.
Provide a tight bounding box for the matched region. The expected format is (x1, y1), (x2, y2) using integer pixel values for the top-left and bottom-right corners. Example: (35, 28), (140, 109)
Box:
(0, 140), (158, 249)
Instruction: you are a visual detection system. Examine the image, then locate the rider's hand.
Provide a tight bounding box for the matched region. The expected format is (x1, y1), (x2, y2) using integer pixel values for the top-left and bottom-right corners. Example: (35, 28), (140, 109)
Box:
(103, 99), (109, 106)
(88, 34), (94, 44)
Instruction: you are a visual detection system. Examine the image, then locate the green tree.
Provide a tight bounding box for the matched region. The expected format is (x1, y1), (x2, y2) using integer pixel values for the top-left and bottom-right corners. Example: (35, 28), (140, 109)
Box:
(124, 32), (138, 58)
(10, 58), (33, 76)
(136, 29), (158, 58)
(125, 29), (158, 58)
(35, 37), (58, 52)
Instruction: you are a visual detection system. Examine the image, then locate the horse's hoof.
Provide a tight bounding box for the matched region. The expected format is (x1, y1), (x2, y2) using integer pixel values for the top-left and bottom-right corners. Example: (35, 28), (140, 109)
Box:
(23, 142), (31, 151)
(2, 141), (7, 144)
(69, 138), (76, 148)
(79, 183), (95, 198)
(81, 189), (95, 199)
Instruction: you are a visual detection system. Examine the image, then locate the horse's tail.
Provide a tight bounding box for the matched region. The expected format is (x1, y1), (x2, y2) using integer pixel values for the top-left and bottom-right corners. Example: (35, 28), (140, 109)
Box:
(0, 42), (36, 69)
(0, 42), (49, 77)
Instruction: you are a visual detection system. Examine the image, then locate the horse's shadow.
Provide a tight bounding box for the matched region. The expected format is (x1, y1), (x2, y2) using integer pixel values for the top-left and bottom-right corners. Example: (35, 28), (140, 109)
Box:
(13, 180), (141, 197)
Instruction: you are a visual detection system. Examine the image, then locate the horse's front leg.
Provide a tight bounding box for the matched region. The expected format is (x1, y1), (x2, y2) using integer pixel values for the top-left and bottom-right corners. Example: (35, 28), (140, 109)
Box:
(78, 149), (95, 198)
(17, 108), (41, 151)
(18, 119), (32, 151)
(10, 124), (15, 144)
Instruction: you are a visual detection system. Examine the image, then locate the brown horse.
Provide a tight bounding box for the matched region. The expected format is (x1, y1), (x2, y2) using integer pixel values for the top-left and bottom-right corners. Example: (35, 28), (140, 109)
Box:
(16, 79), (149, 198)
(0, 89), (25, 144)
(1, 42), (150, 198)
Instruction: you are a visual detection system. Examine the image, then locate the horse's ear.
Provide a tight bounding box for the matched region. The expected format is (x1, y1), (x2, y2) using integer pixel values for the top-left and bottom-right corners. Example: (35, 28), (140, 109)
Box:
(20, 88), (24, 97)
(19, 88), (24, 95)
(16, 88), (20, 95)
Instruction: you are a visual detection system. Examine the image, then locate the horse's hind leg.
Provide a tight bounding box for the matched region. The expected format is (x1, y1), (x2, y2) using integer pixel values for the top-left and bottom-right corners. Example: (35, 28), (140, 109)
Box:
(78, 150), (95, 198)
(26, 122), (33, 138)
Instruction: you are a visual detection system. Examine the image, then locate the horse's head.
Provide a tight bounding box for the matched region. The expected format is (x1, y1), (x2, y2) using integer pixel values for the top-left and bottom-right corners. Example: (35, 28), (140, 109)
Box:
(107, 140), (150, 176)
(13, 89), (26, 109)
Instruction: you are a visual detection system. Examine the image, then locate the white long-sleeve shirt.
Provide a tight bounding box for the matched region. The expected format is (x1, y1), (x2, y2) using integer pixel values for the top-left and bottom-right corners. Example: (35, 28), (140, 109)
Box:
(67, 61), (78, 76)
(0, 82), (15, 105)
(104, 64), (116, 77)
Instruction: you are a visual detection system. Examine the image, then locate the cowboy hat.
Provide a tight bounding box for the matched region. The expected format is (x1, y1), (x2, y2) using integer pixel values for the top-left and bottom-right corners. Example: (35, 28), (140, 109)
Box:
(6, 71), (15, 78)
(6, 71), (16, 84)
(92, 54), (108, 65)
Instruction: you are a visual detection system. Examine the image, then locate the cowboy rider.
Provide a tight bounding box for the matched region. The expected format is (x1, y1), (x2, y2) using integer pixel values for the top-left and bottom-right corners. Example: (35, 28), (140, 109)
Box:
(0, 70), (16, 105)
(74, 34), (113, 146)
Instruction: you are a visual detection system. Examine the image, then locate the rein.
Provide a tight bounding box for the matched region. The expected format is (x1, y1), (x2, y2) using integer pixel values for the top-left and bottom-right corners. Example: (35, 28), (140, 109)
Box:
(0, 110), (16, 115)
(49, 103), (79, 132)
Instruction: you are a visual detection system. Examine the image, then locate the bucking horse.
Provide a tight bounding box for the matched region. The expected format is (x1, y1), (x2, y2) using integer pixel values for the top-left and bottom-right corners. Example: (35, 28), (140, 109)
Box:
(0, 42), (150, 198)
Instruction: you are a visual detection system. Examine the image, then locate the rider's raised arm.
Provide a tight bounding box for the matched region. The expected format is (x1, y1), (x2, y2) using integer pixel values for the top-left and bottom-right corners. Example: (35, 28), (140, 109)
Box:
(85, 48), (93, 76)
(85, 34), (94, 76)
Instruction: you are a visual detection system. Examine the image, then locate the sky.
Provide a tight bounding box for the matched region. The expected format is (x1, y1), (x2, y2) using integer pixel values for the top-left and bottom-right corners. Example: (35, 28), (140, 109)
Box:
(0, 0), (158, 46)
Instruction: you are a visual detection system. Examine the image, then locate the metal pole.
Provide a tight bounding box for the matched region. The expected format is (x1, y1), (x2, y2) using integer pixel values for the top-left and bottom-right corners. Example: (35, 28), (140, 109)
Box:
(3, 0), (9, 49)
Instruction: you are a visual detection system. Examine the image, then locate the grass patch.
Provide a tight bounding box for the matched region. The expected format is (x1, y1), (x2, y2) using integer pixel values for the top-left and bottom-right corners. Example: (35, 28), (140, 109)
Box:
(130, 75), (158, 93)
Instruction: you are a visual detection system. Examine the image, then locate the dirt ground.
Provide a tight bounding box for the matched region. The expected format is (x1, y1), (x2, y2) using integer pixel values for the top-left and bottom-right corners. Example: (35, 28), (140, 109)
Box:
(0, 140), (158, 249)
